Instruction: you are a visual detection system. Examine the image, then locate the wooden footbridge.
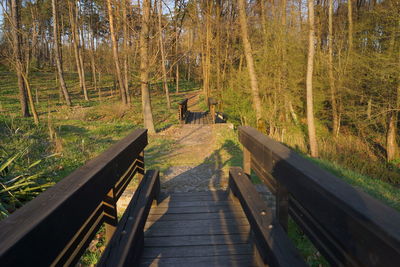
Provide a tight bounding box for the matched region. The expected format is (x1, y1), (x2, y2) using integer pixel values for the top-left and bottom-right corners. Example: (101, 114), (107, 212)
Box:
(178, 97), (226, 124)
(1, 116), (400, 266)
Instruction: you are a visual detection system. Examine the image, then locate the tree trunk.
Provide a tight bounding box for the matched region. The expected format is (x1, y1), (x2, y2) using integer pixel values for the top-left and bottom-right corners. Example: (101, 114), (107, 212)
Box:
(237, 0), (263, 129)
(140, 0), (156, 133)
(204, 1), (212, 102)
(306, 0), (319, 157)
(157, 0), (171, 110)
(21, 73), (39, 125)
(10, 0), (30, 117)
(328, 0), (339, 136)
(175, 0), (179, 93)
(52, 0), (72, 106)
(387, 111), (398, 161)
(68, 1), (88, 101)
(348, 0), (353, 52)
(386, 30), (400, 162)
(89, 0), (97, 93)
(123, 0), (131, 105)
(106, 0), (127, 105)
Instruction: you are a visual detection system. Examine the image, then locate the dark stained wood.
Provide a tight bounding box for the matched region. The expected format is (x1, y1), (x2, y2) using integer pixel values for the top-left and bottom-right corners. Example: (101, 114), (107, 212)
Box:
(156, 200), (234, 207)
(147, 211), (246, 222)
(98, 170), (160, 267)
(229, 167), (307, 267)
(158, 191), (230, 201)
(238, 126), (400, 266)
(178, 98), (188, 123)
(0, 129), (148, 266)
(141, 191), (258, 266)
(144, 233), (251, 247)
(140, 254), (258, 267)
(145, 217), (250, 230)
(142, 244), (253, 259)
(145, 223), (250, 237)
(148, 204), (243, 215)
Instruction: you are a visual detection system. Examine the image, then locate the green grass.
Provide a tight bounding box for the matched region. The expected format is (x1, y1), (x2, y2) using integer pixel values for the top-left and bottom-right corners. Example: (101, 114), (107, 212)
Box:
(0, 70), (200, 265)
(309, 156), (400, 211)
(0, 71), (199, 212)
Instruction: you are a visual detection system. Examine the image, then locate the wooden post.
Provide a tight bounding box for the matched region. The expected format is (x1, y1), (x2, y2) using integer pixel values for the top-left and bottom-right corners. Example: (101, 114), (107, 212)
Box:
(103, 188), (118, 243)
(276, 184), (289, 232)
(137, 151), (145, 182)
(243, 147), (251, 179)
(210, 104), (216, 123)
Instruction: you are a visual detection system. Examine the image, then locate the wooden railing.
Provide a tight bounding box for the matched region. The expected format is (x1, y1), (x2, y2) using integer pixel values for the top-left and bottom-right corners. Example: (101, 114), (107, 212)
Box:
(229, 167), (307, 266)
(0, 129), (148, 266)
(178, 98), (188, 124)
(237, 126), (400, 267)
(98, 170), (160, 266)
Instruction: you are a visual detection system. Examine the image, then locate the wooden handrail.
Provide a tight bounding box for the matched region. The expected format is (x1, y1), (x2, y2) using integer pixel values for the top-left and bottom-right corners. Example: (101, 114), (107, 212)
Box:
(238, 126), (400, 266)
(229, 167), (307, 267)
(178, 98), (188, 123)
(98, 170), (160, 267)
(0, 129), (148, 266)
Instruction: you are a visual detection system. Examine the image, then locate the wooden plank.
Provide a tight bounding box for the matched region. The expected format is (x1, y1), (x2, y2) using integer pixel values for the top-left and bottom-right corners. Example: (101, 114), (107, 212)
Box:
(144, 233), (251, 247)
(145, 218), (249, 230)
(147, 211), (246, 222)
(142, 244), (253, 259)
(98, 170), (160, 267)
(229, 167), (307, 267)
(0, 129), (148, 267)
(158, 192), (229, 202)
(148, 205), (243, 215)
(239, 126), (400, 267)
(144, 224), (250, 237)
(156, 200), (235, 208)
(139, 254), (258, 267)
(160, 191), (229, 197)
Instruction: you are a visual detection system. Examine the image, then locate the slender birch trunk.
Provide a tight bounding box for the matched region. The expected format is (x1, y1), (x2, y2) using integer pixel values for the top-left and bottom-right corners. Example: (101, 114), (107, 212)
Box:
(237, 0), (263, 129)
(328, 0), (339, 136)
(52, 0), (72, 106)
(123, 0), (131, 105)
(157, 0), (171, 110)
(106, 0), (127, 105)
(306, 0), (319, 157)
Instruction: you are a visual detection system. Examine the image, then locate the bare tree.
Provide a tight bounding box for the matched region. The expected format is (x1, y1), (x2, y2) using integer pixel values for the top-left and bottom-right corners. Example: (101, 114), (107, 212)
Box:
(237, 0), (263, 129)
(139, 0), (155, 133)
(122, 0), (131, 105)
(68, 0), (88, 101)
(157, 0), (171, 110)
(52, 0), (72, 106)
(306, 0), (319, 157)
(10, 0), (29, 117)
(328, 0), (339, 136)
(106, 0), (127, 105)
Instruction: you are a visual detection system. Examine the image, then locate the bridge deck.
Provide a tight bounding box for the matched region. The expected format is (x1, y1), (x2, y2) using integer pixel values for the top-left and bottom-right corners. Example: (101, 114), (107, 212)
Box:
(140, 191), (260, 267)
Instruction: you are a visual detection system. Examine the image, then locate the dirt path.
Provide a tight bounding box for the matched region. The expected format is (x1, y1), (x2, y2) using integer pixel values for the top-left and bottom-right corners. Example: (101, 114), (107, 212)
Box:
(157, 124), (227, 192)
(152, 91), (230, 192)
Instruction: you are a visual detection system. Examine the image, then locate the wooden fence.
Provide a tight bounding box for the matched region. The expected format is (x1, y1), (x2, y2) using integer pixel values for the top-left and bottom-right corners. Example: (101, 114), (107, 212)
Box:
(0, 129), (148, 266)
(237, 126), (400, 266)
